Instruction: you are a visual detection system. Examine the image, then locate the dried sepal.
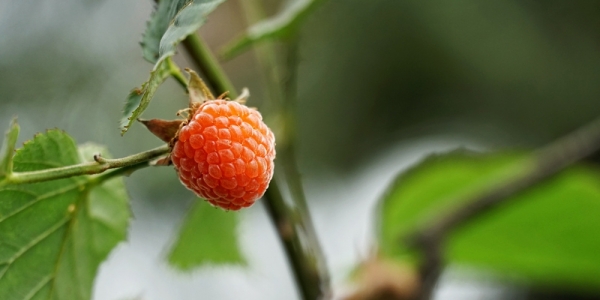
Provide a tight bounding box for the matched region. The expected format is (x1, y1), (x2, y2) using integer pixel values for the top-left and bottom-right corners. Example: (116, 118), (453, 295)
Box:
(138, 118), (184, 143)
(185, 68), (214, 108)
(151, 155), (172, 166)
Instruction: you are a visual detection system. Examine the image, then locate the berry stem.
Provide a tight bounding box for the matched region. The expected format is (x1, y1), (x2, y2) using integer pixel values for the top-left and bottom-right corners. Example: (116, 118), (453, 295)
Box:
(0, 144), (170, 187)
(182, 34), (238, 98)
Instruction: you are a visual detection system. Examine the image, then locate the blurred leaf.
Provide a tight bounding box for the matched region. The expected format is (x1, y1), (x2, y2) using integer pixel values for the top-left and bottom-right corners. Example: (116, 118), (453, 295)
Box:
(141, 0), (188, 63)
(221, 0), (327, 59)
(0, 130), (130, 299)
(0, 119), (19, 179)
(168, 200), (245, 270)
(120, 59), (171, 135)
(124, 0), (225, 135)
(380, 150), (600, 289)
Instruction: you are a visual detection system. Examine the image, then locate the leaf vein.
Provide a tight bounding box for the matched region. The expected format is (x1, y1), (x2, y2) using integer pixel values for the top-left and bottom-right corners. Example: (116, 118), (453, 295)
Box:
(0, 182), (84, 223)
(0, 217), (69, 281)
(23, 274), (52, 300)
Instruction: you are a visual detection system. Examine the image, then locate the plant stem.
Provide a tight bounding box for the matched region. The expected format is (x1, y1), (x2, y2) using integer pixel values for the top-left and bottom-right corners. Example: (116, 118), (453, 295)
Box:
(261, 181), (322, 298)
(1, 144), (169, 186)
(276, 37), (332, 299)
(0, 119), (19, 177)
(92, 159), (157, 184)
(408, 117), (600, 299)
(182, 34), (238, 98)
(238, 1), (331, 299)
(181, 4), (331, 298)
(166, 57), (188, 90)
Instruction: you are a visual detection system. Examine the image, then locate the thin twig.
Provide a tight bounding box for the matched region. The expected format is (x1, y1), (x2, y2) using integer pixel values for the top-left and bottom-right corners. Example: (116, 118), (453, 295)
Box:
(1, 144), (170, 186)
(407, 117), (600, 299)
(92, 159), (157, 183)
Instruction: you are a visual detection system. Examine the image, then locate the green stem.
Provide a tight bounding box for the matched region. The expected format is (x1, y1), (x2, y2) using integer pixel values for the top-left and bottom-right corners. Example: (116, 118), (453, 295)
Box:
(167, 57), (188, 90)
(180, 6), (331, 298)
(92, 159), (157, 184)
(238, 1), (331, 299)
(1, 144), (169, 186)
(182, 34), (238, 98)
(0, 119), (19, 177)
(262, 181), (330, 300)
(276, 36), (332, 299)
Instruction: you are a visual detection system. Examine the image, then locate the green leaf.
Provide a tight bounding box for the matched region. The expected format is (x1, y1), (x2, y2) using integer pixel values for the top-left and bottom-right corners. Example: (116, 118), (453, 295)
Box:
(221, 0), (328, 59)
(141, 0), (187, 63)
(0, 119), (19, 179)
(123, 0), (226, 135)
(120, 59), (171, 135)
(168, 200), (245, 270)
(0, 130), (130, 300)
(157, 0), (226, 63)
(379, 150), (600, 289)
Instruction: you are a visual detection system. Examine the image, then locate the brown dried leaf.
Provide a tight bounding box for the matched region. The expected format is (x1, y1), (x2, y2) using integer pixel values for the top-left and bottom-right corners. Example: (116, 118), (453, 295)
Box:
(139, 118), (184, 143)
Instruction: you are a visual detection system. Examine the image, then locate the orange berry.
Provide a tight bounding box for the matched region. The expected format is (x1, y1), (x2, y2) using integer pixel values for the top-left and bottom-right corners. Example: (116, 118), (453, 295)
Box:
(172, 100), (275, 210)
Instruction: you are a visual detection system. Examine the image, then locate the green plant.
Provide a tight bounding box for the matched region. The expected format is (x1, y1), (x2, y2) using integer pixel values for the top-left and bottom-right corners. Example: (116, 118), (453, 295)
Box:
(2, 1), (600, 300)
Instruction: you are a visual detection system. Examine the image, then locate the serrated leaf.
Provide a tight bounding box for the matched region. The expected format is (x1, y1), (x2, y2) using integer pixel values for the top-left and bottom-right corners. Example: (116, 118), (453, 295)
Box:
(379, 150), (600, 290)
(124, 0), (226, 135)
(168, 200), (245, 270)
(120, 59), (171, 135)
(0, 130), (130, 300)
(221, 0), (327, 59)
(0, 119), (19, 179)
(141, 0), (187, 63)
(157, 0), (226, 63)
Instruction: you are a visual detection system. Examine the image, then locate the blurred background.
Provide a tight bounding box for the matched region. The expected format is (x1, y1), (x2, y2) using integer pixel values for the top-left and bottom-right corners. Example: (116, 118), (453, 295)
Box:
(1, 0), (600, 299)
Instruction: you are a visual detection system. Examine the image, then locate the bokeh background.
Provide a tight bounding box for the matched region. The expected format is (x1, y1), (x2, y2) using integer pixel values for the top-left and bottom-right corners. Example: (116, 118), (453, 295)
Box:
(1, 0), (600, 299)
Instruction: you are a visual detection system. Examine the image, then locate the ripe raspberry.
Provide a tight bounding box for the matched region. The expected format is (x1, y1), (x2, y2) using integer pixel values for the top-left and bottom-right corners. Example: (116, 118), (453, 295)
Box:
(171, 99), (275, 210)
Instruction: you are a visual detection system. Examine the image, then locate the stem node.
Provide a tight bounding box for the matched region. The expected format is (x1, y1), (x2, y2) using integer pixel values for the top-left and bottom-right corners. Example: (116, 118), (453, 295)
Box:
(94, 154), (106, 164)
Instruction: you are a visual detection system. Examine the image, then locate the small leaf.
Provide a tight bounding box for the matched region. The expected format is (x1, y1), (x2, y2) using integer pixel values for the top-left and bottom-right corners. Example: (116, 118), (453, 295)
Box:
(0, 131), (130, 299)
(157, 0), (226, 63)
(120, 59), (171, 135)
(141, 0), (187, 63)
(168, 200), (245, 270)
(0, 119), (19, 178)
(379, 150), (600, 289)
(123, 0), (226, 135)
(221, 0), (328, 59)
